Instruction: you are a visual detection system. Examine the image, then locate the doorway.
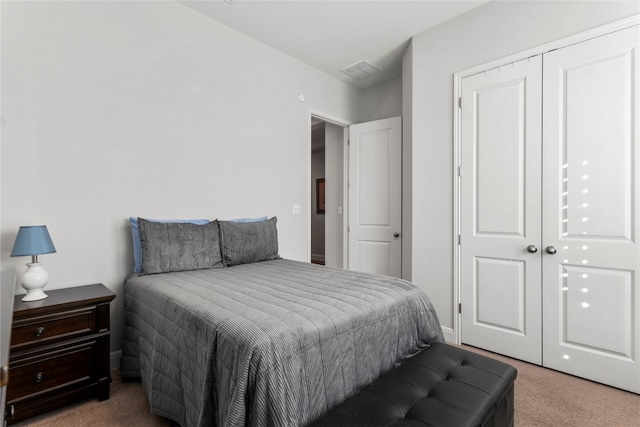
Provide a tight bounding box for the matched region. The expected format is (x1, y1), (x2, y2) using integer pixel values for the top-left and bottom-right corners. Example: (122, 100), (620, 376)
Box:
(310, 116), (346, 269)
(308, 113), (404, 277)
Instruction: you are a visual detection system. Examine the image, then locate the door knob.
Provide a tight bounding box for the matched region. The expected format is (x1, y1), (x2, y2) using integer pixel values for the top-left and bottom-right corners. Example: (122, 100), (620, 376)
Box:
(526, 245), (538, 253)
(393, 232), (400, 238)
(546, 246), (557, 255)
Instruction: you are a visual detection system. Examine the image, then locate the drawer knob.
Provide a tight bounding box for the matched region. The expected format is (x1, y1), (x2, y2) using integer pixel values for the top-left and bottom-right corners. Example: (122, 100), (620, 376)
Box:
(34, 327), (46, 337)
(34, 372), (44, 383)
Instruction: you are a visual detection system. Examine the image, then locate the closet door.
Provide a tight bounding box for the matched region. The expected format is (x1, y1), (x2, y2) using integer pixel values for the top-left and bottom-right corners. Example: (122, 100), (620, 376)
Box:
(460, 57), (543, 364)
(542, 26), (639, 393)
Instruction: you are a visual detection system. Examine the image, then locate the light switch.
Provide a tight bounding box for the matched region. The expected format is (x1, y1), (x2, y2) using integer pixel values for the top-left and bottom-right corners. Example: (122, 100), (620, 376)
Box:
(338, 207), (343, 215)
(292, 204), (301, 215)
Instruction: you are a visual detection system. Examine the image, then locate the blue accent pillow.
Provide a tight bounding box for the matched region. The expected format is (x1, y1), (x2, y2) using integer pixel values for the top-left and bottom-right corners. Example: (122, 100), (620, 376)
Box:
(230, 216), (268, 223)
(129, 217), (209, 273)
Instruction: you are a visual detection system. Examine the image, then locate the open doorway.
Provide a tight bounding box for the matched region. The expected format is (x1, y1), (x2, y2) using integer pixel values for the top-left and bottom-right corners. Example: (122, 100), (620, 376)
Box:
(310, 116), (346, 268)
(310, 119), (325, 265)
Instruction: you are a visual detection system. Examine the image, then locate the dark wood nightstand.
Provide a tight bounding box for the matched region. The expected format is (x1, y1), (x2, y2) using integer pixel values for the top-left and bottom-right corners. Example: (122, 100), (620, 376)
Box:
(5, 284), (115, 424)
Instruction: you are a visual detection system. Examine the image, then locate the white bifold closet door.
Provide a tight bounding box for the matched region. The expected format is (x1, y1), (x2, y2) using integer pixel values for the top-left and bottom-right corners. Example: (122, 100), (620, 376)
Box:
(541, 26), (639, 393)
(460, 25), (639, 393)
(460, 56), (543, 365)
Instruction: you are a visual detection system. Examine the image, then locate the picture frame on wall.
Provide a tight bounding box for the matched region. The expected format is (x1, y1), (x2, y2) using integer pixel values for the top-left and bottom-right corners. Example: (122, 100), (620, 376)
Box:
(316, 178), (325, 214)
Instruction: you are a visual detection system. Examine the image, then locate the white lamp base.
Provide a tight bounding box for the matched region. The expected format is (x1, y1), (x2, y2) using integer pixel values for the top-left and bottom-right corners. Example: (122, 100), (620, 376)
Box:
(21, 262), (49, 302)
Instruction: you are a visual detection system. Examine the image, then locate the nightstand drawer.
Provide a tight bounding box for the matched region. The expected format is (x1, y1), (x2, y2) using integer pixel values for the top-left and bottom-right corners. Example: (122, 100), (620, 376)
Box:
(11, 307), (94, 349)
(7, 284), (115, 424)
(7, 341), (93, 401)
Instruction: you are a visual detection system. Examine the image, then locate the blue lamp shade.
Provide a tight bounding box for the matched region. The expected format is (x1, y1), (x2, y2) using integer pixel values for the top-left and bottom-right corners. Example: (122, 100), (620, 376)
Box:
(10, 225), (57, 257)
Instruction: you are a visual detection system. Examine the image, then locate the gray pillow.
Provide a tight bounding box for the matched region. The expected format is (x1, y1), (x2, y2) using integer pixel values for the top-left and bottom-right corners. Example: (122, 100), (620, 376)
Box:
(138, 218), (223, 274)
(219, 217), (280, 266)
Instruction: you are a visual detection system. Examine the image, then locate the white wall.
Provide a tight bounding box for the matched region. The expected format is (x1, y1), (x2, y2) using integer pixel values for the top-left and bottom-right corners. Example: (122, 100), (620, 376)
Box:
(358, 77), (402, 123)
(407, 1), (640, 340)
(0, 1), (361, 358)
(401, 43), (413, 281)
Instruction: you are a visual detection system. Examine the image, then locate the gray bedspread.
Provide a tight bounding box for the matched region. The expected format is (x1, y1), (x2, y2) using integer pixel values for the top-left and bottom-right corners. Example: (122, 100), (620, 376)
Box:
(121, 259), (444, 427)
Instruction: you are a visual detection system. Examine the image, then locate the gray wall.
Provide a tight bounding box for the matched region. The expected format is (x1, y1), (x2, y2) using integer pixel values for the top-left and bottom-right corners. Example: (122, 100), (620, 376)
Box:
(324, 123), (344, 268)
(0, 1), (362, 360)
(406, 0), (639, 340)
(401, 44), (413, 281)
(358, 77), (402, 123)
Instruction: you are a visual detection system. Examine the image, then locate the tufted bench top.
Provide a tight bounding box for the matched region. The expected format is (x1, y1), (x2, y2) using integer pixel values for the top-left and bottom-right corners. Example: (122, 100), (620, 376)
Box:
(308, 342), (517, 427)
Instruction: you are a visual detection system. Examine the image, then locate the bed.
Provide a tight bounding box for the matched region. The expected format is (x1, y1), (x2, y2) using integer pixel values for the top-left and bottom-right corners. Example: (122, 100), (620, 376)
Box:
(120, 217), (445, 427)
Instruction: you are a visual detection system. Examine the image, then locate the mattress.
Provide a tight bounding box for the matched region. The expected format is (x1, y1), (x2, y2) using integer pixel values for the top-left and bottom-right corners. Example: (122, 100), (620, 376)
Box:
(121, 259), (444, 427)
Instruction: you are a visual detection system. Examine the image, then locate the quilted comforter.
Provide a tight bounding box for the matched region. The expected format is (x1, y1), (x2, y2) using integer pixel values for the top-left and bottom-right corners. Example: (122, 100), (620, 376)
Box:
(121, 259), (444, 427)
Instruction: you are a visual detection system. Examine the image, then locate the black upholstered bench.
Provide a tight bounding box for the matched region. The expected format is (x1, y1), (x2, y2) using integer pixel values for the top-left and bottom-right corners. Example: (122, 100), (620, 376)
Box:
(309, 342), (517, 427)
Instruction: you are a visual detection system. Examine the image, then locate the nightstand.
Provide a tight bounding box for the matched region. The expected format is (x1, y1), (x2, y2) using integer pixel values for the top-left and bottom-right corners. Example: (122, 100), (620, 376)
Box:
(5, 284), (115, 424)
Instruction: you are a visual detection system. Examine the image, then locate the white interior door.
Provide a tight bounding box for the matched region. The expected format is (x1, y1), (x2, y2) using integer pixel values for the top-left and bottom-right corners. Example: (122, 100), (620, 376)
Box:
(348, 116), (402, 278)
(460, 57), (543, 364)
(542, 25), (640, 393)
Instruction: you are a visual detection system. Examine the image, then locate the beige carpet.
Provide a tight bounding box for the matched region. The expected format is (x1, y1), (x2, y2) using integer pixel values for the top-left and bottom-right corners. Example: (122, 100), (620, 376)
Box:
(11, 346), (640, 426)
(460, 345), (640, 427)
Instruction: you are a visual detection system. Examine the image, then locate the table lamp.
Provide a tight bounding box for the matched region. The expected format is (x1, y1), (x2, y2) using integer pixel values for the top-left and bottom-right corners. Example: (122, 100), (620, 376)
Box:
(10, 225), (57, 302)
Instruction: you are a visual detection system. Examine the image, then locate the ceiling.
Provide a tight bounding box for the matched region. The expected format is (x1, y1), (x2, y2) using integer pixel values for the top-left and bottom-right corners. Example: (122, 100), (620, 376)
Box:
(178, 1), (490, 89)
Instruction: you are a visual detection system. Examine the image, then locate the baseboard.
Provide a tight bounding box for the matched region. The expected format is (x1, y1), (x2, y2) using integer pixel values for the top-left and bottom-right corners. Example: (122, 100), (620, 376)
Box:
(110, 350), (122, 371)
(442, 326), (455, 344)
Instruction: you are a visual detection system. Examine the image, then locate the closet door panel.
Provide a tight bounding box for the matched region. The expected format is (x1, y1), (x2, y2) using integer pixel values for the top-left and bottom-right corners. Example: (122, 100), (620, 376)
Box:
(564, 46), (633, 239)
(542, 25), (639, 393)
(460, 57), (543, 364)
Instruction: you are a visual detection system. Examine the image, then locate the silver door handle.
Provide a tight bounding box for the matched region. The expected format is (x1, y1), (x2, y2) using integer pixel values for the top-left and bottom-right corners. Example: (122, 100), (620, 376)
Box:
(526, 245), (538, 253)
(393, 232), (400, 238)
(546, 246), (557, 255)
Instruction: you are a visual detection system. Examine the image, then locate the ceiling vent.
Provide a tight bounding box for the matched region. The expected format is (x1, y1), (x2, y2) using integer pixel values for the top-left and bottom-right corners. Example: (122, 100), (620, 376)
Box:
(341, 60), (383, 80)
